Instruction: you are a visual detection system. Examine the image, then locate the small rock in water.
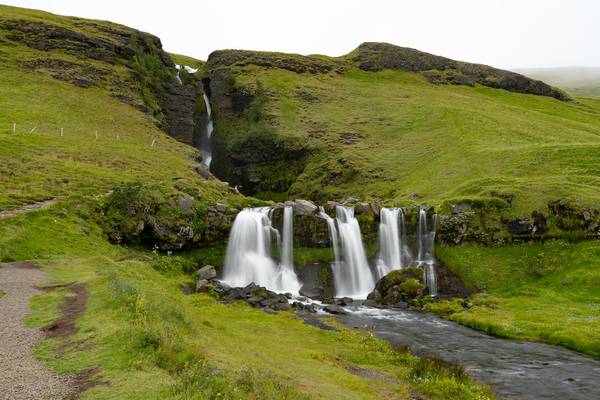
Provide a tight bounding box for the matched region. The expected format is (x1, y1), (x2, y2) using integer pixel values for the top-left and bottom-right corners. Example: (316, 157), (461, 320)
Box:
(324, 305), (348, 315)
(334, 297), (353, 306)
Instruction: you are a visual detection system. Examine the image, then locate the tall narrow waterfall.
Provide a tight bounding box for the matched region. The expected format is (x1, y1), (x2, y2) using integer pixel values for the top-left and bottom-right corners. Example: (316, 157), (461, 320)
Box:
(278, 207), (301, 293)
(175, 65), (183, 85)
(417, 208), (438, 296)
(221, 208), (301, 294)
(376, 208), (413, 278)
(329, 206), (375, 299)
(201, 92), (213, 167)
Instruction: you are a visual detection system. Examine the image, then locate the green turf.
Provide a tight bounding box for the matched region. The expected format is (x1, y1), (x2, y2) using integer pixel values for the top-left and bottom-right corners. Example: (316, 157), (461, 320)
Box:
(0, 204), (493, 399)
(434, 241), (600, 357)
(216, 65), (600, 216)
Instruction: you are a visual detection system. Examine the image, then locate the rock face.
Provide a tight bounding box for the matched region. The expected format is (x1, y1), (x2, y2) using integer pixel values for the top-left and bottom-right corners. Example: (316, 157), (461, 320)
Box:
(102, 182), (233, 251)
(296, 262), (335, 300)
(367, 268), (426, 306)
(352, 42), (570, 101)
(158, 74), (206, 146)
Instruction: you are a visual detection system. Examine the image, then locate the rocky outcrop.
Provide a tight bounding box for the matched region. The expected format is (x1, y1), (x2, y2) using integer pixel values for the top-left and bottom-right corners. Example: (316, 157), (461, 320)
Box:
(352, 42), (570, 101)
(158, 73), (207, 146)
(296, 262), (335, 300)
(207, 49), (343, 74)
(101, 182), (234, 251)
(438, 198), (599, 245)
(367, 268), (426, 306)
(211, 282), (317, 313)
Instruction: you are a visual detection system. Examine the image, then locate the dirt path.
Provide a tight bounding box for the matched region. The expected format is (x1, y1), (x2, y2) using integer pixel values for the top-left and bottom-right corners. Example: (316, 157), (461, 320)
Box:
(0, 198), (63, 219)
(0, 262), (73, 400)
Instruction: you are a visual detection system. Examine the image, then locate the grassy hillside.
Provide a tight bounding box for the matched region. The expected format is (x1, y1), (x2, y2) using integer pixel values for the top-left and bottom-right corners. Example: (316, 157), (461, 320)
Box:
(0, 5), (495, 399)
(209, 51), (600, 217)
(432, 241), (600, 357)
(0, 200), (492, 400)
(0, 4), (232, 211)
(516, 67), (600, 98)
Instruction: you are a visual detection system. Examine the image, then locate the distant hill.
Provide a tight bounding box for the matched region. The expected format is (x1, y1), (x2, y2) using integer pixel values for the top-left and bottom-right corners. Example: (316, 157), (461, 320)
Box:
(515, 67), (600, 98)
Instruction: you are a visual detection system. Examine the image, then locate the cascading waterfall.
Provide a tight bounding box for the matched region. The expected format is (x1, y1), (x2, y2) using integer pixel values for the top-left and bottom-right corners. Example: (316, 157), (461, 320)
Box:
(278, 207), (301, 293)
(175, 65), (183, 85)
(375, 208), (413, 278)
(417, 208), (438, 296)
(332, 206), (375, 299)
(221, 207), (301, 294)
(201, 92), (213, 167)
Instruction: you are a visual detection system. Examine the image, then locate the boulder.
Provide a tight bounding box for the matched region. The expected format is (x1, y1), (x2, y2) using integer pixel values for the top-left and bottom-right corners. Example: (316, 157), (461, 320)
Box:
(323, 304), (347, 315)
(355, 202), (375, 217)
(197, 265), (217, 281)
(506, 219), (533, 235)
(368, 268), (426, 306)
(195, 279), (210, 293)
(293, 199), (318, 216)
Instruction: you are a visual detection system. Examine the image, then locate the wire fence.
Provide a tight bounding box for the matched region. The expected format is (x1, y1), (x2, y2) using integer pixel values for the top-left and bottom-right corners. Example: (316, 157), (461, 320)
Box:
(1, 121), (160, 148)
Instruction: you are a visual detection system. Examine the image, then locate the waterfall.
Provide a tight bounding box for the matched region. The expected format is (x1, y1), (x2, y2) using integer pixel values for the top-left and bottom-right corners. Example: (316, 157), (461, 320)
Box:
(417, 208), (438, 296)
(221, 207), (301, 294)
(376, 207), (414, 279)
(333, 206), (375, 299)
(201, 93), (213, 167)
(278, 206), (301, 293)
(175, 65), (183, 85)
(376, 208), (401, 277)
(281, 207), (294, 269)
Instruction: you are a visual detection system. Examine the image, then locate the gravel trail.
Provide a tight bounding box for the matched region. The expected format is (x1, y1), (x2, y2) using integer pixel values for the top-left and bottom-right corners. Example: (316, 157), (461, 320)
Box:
(0, 262), (73, 400)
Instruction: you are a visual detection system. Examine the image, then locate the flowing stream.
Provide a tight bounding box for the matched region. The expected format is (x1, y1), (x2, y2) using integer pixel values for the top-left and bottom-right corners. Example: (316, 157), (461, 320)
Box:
(336, 307), (600, 400)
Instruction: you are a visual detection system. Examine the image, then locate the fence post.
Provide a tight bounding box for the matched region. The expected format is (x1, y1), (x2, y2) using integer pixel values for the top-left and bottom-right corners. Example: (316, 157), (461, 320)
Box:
(151, 138), (156, 147)
(60, 127), (64, 137)
(29, 126), (37, 134)
(12, 123), (16, 133)
(95, 130), (98, 140)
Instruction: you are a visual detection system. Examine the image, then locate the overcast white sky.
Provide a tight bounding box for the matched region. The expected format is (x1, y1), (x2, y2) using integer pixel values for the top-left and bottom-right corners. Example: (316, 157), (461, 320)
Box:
(2, 0), (599, 69)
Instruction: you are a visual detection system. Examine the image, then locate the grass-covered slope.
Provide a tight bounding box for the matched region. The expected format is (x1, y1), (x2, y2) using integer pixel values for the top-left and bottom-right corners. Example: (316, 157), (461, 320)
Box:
(432, 241), (600, 357)
(208, 48), (600, 217)
(0, 200), (492, 400)
(0, 4), (230, 211)
(0, 5), (495, 398)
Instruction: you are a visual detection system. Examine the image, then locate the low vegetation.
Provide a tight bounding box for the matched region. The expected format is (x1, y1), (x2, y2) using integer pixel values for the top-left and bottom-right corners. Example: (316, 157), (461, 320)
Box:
(434, 241), (600, 357)
(0, 202), (493, 399)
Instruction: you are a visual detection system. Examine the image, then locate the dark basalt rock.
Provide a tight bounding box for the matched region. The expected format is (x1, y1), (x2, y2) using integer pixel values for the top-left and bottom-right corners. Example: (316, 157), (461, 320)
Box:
(353, 42), (570, 101)
(297, 262), (335, 300)
(212, 281), (315, 313)
(207, 49), (342, 74)
(323, 304), (347, 315)
(367, 268), (426, 306)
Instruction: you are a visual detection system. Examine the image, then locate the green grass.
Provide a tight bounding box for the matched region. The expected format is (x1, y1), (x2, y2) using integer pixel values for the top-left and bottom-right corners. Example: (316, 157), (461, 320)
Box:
(435, 241), (600, 357)
(0, 204), (493, 399)
(218, 66), (600, 215)
(0, 5), (235, 211)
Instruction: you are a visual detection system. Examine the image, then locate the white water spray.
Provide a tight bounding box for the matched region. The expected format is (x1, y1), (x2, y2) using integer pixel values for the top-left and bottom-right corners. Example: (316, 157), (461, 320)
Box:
(221, 208), (301, 294)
